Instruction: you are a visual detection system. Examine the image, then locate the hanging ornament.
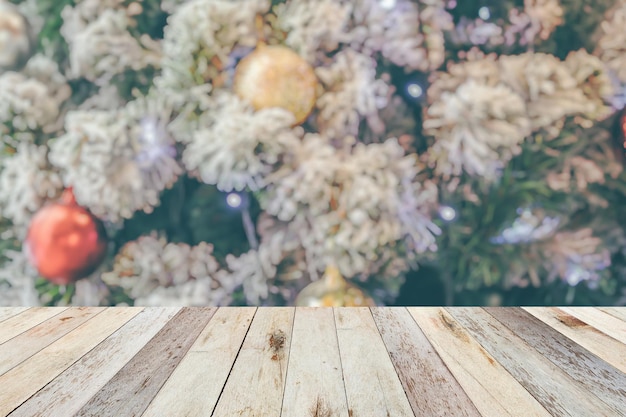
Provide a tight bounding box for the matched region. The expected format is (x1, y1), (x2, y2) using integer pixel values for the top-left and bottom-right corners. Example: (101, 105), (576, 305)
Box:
(25, 188), (108, 286)
(233, 44), (318, 125)
(0, 0), (35, 71)
(295, 265), (376, 307)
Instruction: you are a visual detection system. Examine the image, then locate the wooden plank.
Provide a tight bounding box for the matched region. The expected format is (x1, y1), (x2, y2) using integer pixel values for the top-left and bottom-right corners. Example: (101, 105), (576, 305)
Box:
(0, 307), (68, 344)
(142, 307), (256, 417)
(523, 307), (626, 373)
(75, 307), (216, 417)
(335, 308), (415, 417)
(371, 308), (481, 417)
(211, 307), (294, 417)
(597, 307), (626, 323)
(281, 307), (349, 417)
(0, 308), (29, 324)
(409, 307), (551, 417)
(558, 307), (626, 345)
(0, 307), (104, 376)
(0, 307), (141, 416)
(485, 308), (626, 415)
(447, 308), (617, 417)
(9, 308), (180, 417)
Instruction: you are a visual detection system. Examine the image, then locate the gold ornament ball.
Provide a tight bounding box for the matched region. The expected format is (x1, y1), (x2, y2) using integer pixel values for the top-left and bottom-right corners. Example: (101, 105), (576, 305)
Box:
(233, 44), (318, 125)
(295, 265), (376, 307)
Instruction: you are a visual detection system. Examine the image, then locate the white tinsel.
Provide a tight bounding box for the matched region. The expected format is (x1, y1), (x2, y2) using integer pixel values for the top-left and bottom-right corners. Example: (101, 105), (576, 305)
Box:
(264, 136), (439, 278)
(544, 229), (611, 286)
(424, 79), (531, 180)
(0, 56), (71, 143)
(274, 0), (352, 63)
(315, 49), (389, 138)
(498, 53), (593, 131)
(563, 49), (615, 123)
(64, 8), (161, 85)
(595, 0), (626, 84)
(179, 91), (301, 192)
(48, 96), (182, 222)
(158, 0), (269, 92)
(0, 143), (63, 233)
(344, 0), (452, 72)
(102, 234), (239, 306)
(0, 249), (40, 306)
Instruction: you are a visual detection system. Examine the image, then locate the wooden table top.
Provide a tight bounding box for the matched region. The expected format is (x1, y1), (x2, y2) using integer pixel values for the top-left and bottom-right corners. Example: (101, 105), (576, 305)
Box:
(0, 307), (624, 417)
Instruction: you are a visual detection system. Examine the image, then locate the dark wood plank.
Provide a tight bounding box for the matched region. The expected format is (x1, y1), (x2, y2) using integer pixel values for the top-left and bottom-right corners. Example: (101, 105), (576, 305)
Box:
(9, 308), (180, 417)
(524, 307), (626, 373)
(448, 308), (618, 417)
(485, 308), (626, 414)
(371, 307), (482, 417)
(75, 307), (216, 417)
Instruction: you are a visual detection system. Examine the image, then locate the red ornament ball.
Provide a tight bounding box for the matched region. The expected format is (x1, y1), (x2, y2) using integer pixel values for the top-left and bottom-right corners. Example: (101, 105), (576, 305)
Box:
(25, 189), (108, 285)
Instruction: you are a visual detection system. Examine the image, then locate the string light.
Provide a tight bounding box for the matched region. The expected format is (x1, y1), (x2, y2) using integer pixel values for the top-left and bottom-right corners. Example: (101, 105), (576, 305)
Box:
(478, 6), (491, 20)
(226, 193), (243, 208)
(439, 205), (456, 221)
(407, 83), (423, 99)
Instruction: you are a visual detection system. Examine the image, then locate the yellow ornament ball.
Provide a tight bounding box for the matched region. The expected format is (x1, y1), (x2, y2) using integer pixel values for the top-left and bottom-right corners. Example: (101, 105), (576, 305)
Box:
(233, 44), (318, 125)
(295, 265), (376, 307)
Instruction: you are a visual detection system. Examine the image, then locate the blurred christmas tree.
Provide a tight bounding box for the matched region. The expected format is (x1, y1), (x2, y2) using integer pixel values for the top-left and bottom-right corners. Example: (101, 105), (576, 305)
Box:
(1, 0), (625, 306)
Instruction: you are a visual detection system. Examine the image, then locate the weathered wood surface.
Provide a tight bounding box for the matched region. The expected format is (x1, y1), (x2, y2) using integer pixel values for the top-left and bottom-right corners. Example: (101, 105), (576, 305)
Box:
(0, 307), (623, 417)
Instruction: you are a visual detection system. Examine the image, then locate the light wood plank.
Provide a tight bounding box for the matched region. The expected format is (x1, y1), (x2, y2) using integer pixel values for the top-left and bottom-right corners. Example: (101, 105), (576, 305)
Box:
(447, 308), (617, 417)
(76, 307), (216, 417)
(0, 307), (103, 376)
(371, 308), (481, 417)
(335, 308), (415, 417)
(9, 307), (179, 417)
(559, 307), (626, 345)
(212, 307), (294, 417)
(0, 308), (29, 324)
(484, 308), (626, 415)
(142, 307), (256, 417)
(281, 307), (349, 417)
(409, 307), (551, 417)
(524, 307), (626, 373)
(0, 307), (141, 416)
(597, 307), (626, 323)
(0, 307), (68, 344)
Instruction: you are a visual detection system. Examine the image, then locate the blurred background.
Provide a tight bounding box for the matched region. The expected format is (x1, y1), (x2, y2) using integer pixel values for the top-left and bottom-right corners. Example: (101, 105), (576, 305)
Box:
(1, 0), (625, 306)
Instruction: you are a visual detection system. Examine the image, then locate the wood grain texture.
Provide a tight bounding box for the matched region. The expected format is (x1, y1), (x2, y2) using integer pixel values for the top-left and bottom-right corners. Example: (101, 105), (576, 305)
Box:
(523, 307), (626, 373)
(485, 307), (626, 414)
(0, 306), (623, 417)
(334, 307), (414, 417)
(0, 308), (29, 324)
(0, 307), (67, 344)
(9, 307), (179, 417)
(447, 308), (618, 417)
(597, 307), (626, 322)
(0, 307), (141, 416)
(558, 307), (626, 345)
(212, 307), (294, 417)
(75, 307), (216, 417)
(0, 307), (103, 376)
(142, 308), (256, 417)
(371, 307), (482, 417)
(281, 307), (349, 417)
(409, 307), (551, 417)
